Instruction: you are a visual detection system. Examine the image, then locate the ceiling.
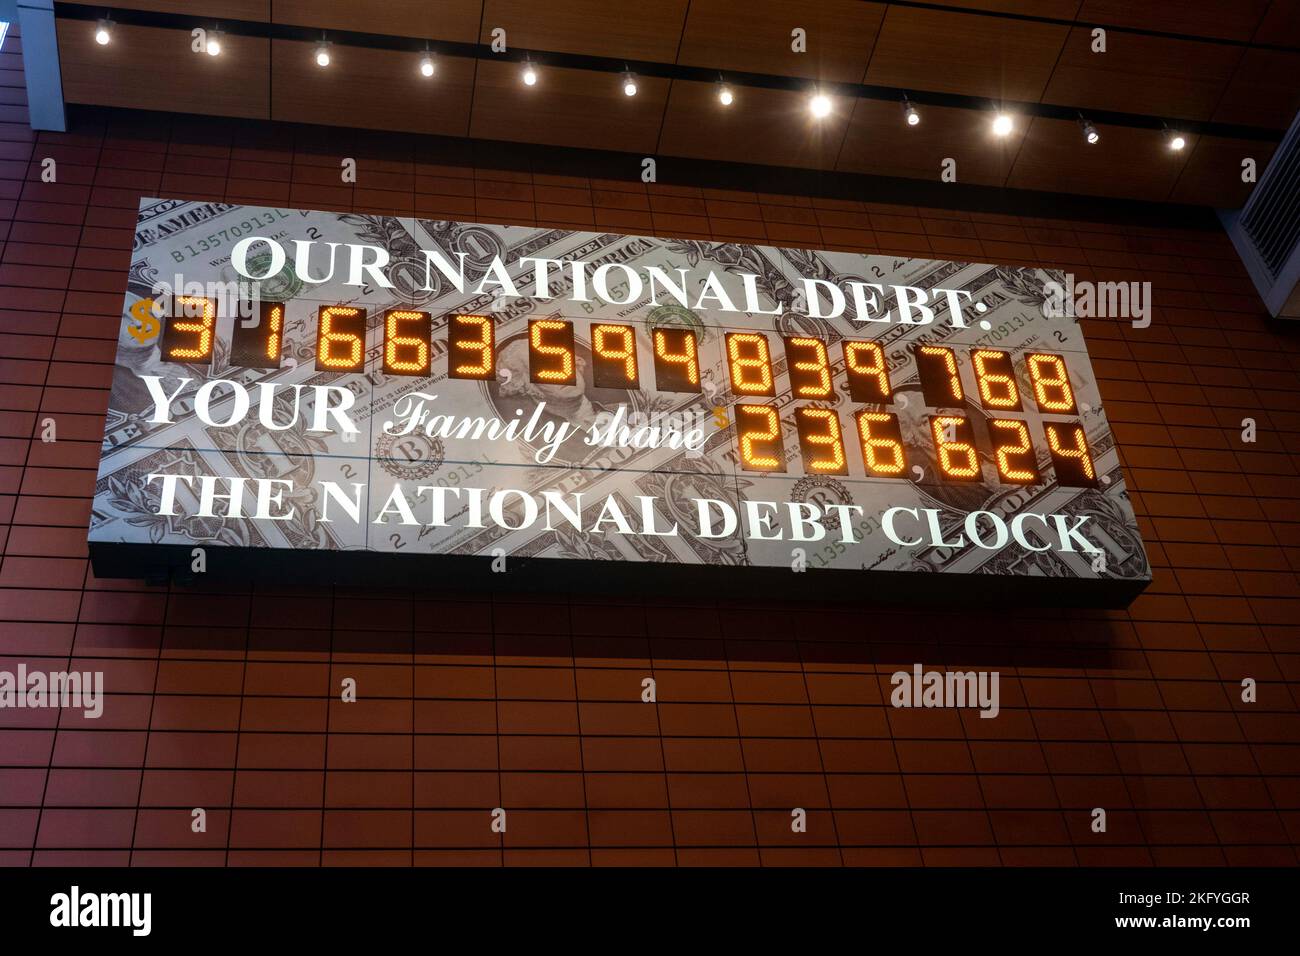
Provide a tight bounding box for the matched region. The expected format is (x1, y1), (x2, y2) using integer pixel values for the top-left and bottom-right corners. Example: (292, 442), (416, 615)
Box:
(51, 0), (1300, 206)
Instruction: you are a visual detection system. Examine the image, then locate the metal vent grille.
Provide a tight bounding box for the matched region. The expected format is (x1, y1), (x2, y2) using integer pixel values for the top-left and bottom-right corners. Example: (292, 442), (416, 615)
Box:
(1239, 120), (1300, 278)
(1221, 108), (1300, 319)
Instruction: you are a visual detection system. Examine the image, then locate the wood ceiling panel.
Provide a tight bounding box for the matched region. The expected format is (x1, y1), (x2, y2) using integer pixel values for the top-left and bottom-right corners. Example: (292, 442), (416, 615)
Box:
(658, 81), (852, 170)
(272, 1), (483, 42)
(56, 20), (269, 119)
(1005, 117), (1189, 199)
(677, 0), (886, 83)
(1170, 136), (1276, 207)
(836, 99), (1026, 186)
(1075, 0), (1271, 43)
(1252, 1), (1300, 47)
(865, 7), (1068, 102)
(917, 1), (1082, 18)
(1042, 27), (1242, 122)
(105, 1), (269, 19)
(469, 60), (669, 155)
(479, 0), (690, 62)
(271, 40), (473, 136)
(1213, 48), (1300, 129)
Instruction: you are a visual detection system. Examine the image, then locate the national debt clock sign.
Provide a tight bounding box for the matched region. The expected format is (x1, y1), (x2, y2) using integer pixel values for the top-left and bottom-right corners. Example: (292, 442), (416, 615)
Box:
(88, 197), (1151, 606)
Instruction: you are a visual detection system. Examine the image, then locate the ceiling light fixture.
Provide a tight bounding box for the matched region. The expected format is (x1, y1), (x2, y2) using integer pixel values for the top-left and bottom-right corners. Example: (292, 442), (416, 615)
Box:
(1078, 115), (1099, 144)
(622, 72), (638, 97)
(314, 40), (331, 67)
(205, 29), (222, 57)
(718, 82), (734, 107)
(419, 54), (435, 77)
(1164, 127), (1186, 151)
(810, 91), (832, 119)
(992, 112), (1014, 137)
(902, 95), (920, 126)
(94, 18), (113, 45)
(522, 60), (538, 86)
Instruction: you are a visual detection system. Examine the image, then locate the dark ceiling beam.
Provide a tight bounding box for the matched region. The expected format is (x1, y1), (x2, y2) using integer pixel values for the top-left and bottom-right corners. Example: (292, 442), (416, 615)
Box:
(53, 1), (1286, 143)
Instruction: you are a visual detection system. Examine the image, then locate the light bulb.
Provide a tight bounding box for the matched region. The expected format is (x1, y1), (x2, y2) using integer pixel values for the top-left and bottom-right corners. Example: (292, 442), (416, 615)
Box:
(623, 73), (637, 97)
(719, 85), (733, 106)
(522, 64), (537, 86)
(420, 55), (435, 77)
(206, 33), (221, 57)
(992, 113), (1013, 137)
(315, 42), (331, 67)
(95, 20), (112, 45)
(810, 93), (831, 118)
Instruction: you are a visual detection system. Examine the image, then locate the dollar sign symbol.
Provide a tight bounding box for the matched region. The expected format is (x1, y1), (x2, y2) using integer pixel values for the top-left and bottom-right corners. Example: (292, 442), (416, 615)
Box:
(712, 406), (728, 429)
(127, 298), (160, 344)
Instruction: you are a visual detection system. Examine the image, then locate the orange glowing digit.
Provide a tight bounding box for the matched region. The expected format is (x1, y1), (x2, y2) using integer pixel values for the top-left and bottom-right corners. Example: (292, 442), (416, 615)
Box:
(230, 300), (282, 369)
(652, 328), (700, 391)
(930, 415), (981, 480)
(784, 336), (833, 398)
(843, 341), (892, 403)
(1045, 423), (1097, 486)
(794, 408), (847, 475)
(854, 411), (906, 476)
(592, 323), (638, 387)
(726, 332), (775, 395)
(972, 349), (1020, 409)
(450, 314), (494, 379)
(263, 304), (283, 363)
(164, 295), (216, 361)
(988, 419), (1039, 483)
(736, 404), (784, 472)
(1026, 353), (1076, 412)
(316, 306), (366, 371)
(529, 319), (576, 384)
(918, 345), (963, 404)
(383, 309), (431, 376)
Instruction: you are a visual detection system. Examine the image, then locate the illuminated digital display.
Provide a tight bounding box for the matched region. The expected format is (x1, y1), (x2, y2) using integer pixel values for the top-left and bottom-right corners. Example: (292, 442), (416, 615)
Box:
(988, 418), (1039, 484)
(652, 328), (701, 392)
(916, 345), (964, 406)
(854, 410), (906, 476)
(160, 296), (216, 363)
(726, 332), (776, 396)
(1045, 422), (1098, 487)
(591, 323), (639, 389)
(315, 306), (366, 372)
(449, 314), (495, 380)
(1027, 352), (1077, 413)
(736, 404), (785, 472)
(383, 309), (431, 377)
(843, 340), (892, 403)
(972, 348), (1020, 410)
(784, 336), (834, 399)
(102, 200), (1148, 606)
(794, 407), (848, 475)
(230, 301), (284, 370)
(930, 415), (982, 482)
(529, 319), (577, 385)
(157, 313), (1111, 489)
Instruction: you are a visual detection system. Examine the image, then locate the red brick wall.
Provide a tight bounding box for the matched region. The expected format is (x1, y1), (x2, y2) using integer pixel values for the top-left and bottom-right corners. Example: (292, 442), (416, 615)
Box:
(1, 27), (1298, 866)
